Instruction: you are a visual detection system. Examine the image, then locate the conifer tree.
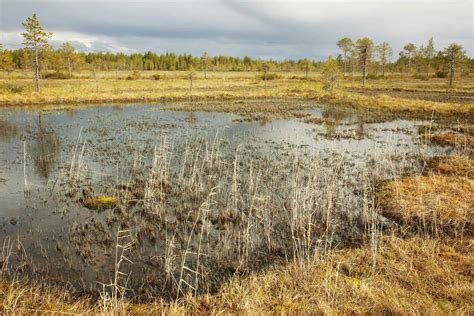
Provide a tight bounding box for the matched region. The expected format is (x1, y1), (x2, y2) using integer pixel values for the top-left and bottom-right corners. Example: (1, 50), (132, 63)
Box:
(22, 14), (52, 92)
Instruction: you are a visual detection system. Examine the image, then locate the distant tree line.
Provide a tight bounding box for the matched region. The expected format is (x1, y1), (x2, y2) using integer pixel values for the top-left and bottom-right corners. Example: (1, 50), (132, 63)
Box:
(0, 46), (324, 73)
(335, 37), (471, 86)
(0, 14), (472, 92)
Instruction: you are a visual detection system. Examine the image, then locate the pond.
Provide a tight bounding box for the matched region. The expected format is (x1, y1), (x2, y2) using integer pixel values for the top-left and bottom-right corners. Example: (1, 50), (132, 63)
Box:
(0, 103), (449, 300)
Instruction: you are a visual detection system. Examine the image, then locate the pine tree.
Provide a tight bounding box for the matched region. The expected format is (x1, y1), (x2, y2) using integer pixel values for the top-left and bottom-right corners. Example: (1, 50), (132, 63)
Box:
(0, 43), (15, 72)
(444, 44), (467, 87)
(376, 42), (393, 77)
(355, 38), (374, 86)
(337, 38), (353, 76)
(60, 42), (76, 73)
(201, 52), (209, 79)
(22, 14), (52, 92)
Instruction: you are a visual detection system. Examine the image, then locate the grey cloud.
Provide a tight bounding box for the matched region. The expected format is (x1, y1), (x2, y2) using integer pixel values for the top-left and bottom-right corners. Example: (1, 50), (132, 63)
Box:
(0, 0), (472, 60)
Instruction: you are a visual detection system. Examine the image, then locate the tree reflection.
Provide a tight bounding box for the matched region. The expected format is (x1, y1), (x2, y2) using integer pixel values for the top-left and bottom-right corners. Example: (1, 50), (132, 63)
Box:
(31, 113), (60, 180)
(0, 119), (19, 142)
(355, 114), (366, 139)
(321, 107), (350, 137)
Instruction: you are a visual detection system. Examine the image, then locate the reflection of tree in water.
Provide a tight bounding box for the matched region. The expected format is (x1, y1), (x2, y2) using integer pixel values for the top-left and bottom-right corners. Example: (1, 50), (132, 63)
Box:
(321, 107), (350, 137)
(0, 119), (19, 141)
(112, 105), (124, 112)
(65, 109), (78, 118)
(354, 114), (366, 139)
(185, 112), (198, 124)
(31, 113), (60, 180)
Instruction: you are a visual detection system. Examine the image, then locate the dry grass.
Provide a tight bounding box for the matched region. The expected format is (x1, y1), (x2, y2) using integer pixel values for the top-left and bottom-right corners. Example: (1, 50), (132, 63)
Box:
(378, 175), (474, 237)
(164, 99), (313, 121)
(427, 156), (474, 179)
(424, 133), (474, 148)
(318, 91), (473, 118)
(0, 282), (95, 315)
(0, 71), (473, 119)
(182, 236), (474, 315)
(2, 237), (472, 315)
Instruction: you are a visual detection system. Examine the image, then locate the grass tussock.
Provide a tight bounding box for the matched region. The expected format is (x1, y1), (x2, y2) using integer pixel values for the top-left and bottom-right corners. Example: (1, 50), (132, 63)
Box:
(165, 99), (313, 121)
(183, 237), (474, 315)
(0, 282), (95, 315)
(319, 91), (473, 118)
(427, 156), (474, 179)
(378, 175), (474, 236)
(2, 237), (472, 315)
(424, 133), (474, 148)
(84, 196), (118, 211)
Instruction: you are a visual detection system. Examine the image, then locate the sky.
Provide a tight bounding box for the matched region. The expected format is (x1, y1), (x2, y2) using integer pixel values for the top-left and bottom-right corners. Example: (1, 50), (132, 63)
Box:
(0, 0), (472, 61)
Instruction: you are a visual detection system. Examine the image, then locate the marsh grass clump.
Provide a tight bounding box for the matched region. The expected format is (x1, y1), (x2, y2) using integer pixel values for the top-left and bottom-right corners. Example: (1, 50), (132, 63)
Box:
(427, 156), (473, 178)
(423, 133), (474, 148)
(180, 236), (474, 314)
(126, 71), (141, 80)
(257, 73), (282, 81)
(44, 71), (75, 80)
(378, 175), (474, 237)
(0, 82), (29, 94)
(84, 196), (118, 211)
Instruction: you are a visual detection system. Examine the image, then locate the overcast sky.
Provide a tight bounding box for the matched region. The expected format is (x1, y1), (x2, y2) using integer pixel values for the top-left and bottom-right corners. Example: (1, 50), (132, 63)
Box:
(0, 0), (472, 60)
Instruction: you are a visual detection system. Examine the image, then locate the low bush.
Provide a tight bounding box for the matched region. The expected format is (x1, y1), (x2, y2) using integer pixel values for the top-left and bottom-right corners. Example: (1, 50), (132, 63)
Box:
(0, 82), (28, 93)
(258, 73), (282, 81)
(366, 73), (379, 80)
(435, 70), (448, 78)
(126, 70), (141, 80)
(44, 71), (74, 79)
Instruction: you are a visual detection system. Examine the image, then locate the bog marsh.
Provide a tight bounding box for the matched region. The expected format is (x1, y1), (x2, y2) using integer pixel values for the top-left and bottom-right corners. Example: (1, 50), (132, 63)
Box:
(0, 99), (471, 307)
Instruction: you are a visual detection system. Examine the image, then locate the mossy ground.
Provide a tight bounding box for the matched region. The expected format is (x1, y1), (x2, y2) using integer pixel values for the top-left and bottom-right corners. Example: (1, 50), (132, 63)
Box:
(84, 196), (118, 211)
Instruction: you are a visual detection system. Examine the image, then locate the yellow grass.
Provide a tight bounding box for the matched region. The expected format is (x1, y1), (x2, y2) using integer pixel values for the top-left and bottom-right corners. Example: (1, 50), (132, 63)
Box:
(378, 175), (474, 236)
(427, 156), (474, 179)
(1, 237), (472, 315)
(424, 133), (474, 147)
(0, 71), (473, 118)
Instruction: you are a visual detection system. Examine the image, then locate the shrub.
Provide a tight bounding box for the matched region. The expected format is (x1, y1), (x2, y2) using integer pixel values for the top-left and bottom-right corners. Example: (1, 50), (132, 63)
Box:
(258, 73), (282, 81)
(126, 70), (141, 80)
(413, 73), (430, 80)
(44, 71), (74, 79)
(435, 70), (448, 78)
(366, 73), (379, 80)
(0, 82), (27, 93)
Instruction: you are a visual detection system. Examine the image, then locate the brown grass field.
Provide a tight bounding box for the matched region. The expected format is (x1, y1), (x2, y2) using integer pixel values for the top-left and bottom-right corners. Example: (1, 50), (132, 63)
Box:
(0, 70), (473, 120)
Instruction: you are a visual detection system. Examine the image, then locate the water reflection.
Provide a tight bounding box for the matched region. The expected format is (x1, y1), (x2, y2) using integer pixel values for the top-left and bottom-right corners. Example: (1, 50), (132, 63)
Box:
(355, 115), (366, 139)
(321, 107), (351, 137)
(65, 109), (78, 118)
(31, 113), (60, 180)
(0, 119), (19, 141)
